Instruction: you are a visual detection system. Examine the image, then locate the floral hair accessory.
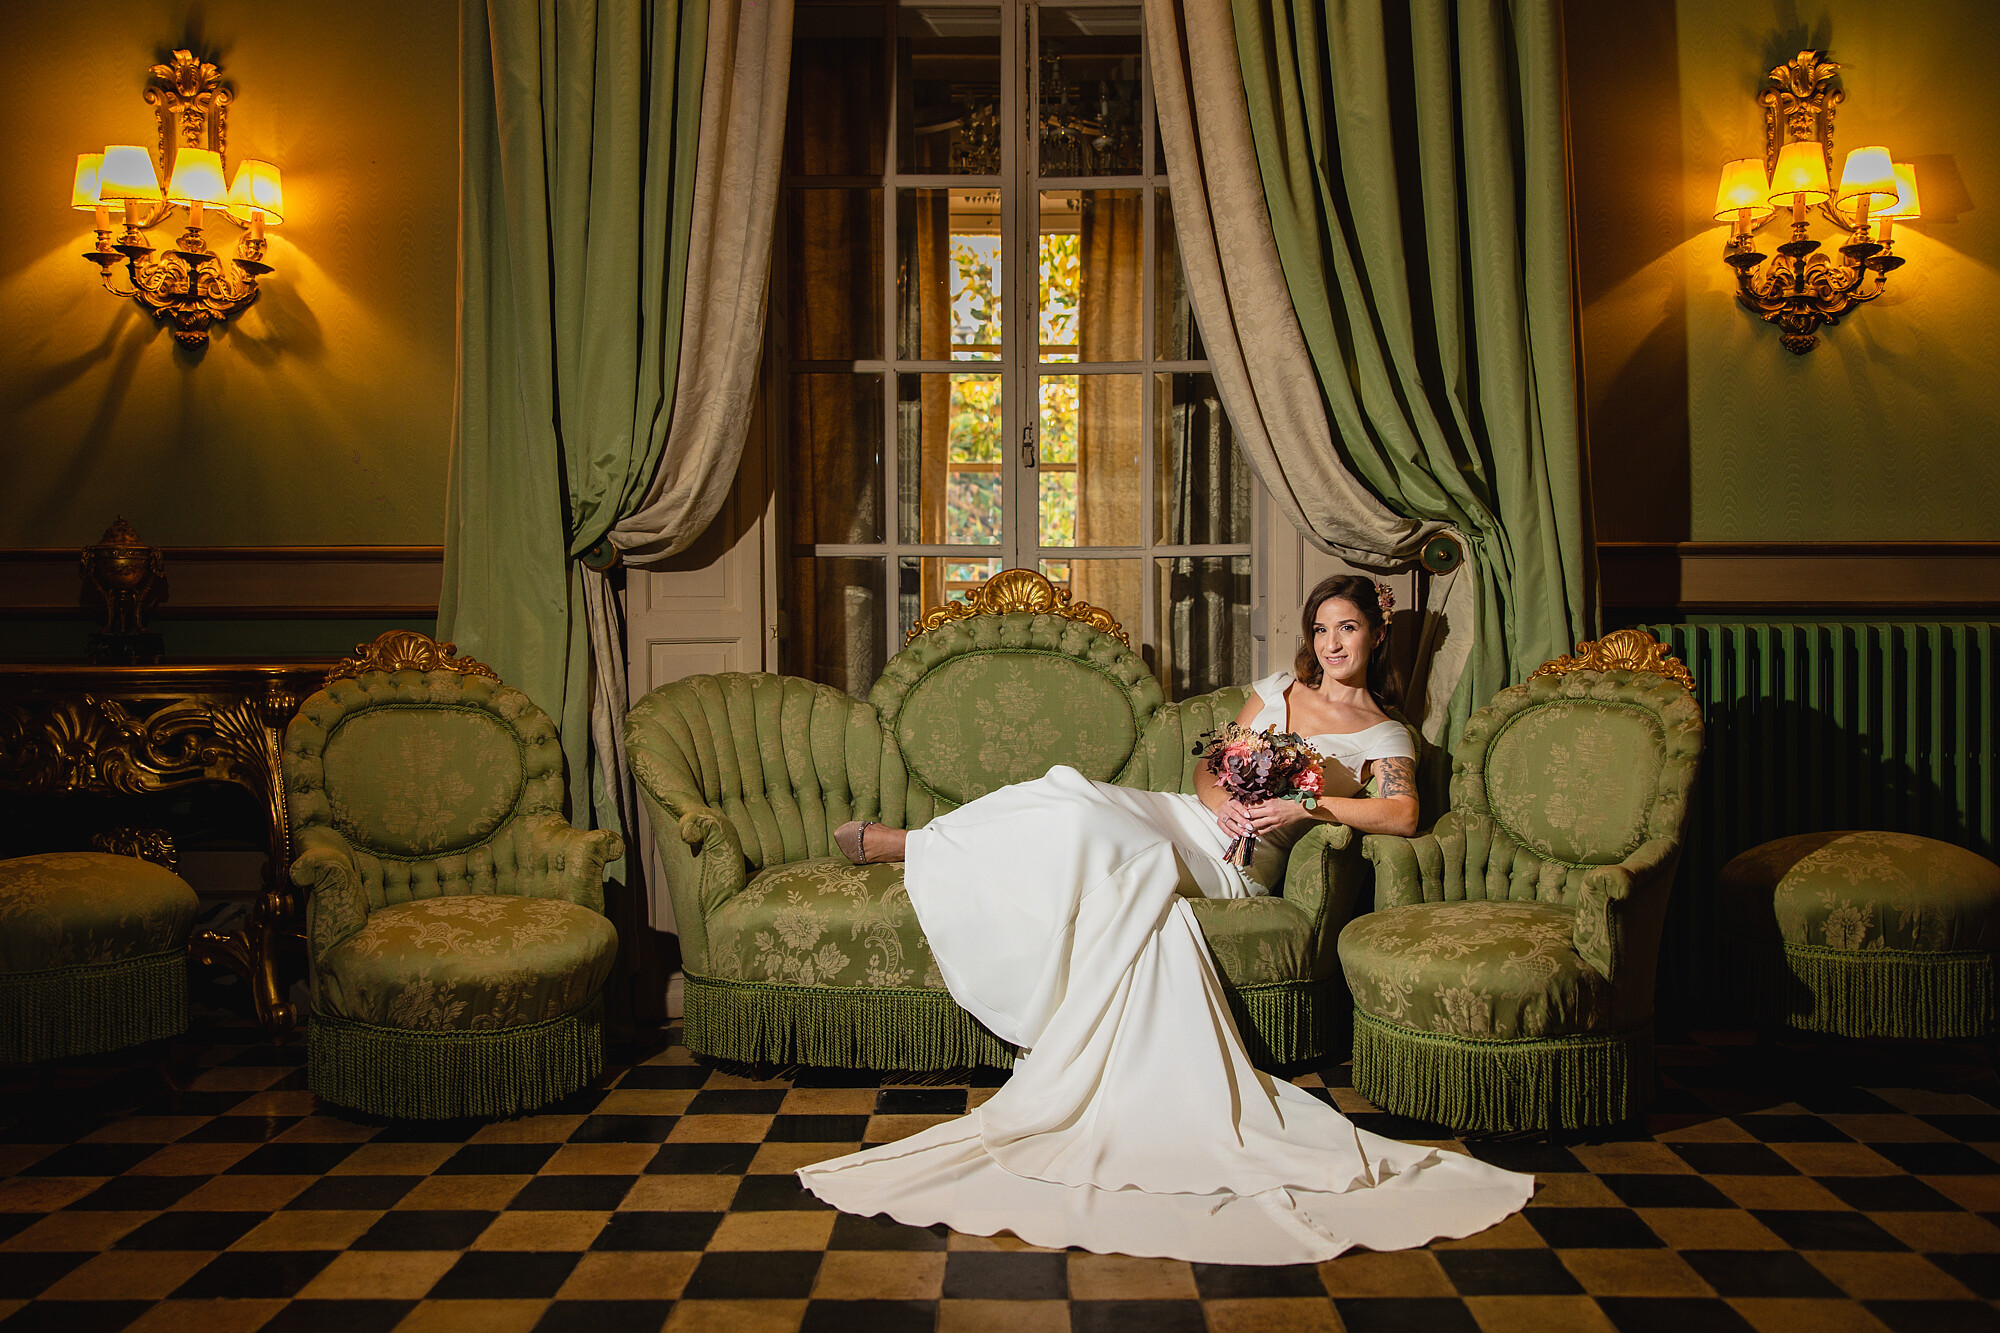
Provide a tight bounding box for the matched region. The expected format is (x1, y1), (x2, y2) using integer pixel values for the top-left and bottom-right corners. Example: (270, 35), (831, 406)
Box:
(1375, 581), (1395, 620)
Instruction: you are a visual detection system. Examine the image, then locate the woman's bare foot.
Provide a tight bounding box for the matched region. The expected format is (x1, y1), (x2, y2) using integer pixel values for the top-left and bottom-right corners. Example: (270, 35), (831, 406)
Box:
(834, 820), (907, 864)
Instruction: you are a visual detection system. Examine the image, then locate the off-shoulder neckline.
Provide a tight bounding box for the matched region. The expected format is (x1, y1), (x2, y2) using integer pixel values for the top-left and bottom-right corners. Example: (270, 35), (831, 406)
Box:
(1262, 673), (1400, 744)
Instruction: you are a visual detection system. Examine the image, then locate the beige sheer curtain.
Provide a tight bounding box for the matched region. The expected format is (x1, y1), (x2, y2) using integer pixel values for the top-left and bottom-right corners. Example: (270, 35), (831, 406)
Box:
(1144, 0), (1472, 737)
(1072, 192), (1144, 628)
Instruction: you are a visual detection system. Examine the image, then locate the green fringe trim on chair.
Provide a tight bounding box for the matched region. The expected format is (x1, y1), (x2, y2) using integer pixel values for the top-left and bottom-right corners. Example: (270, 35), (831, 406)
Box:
(1350, 1011), (1653, 1132)
(1225, 979), (1340, 1069)
(683, 975), (1017, 1071)
(1765, 944), (1995, 1040)
(308, 998), (603, 1120)
(1, 950), (188, 1065)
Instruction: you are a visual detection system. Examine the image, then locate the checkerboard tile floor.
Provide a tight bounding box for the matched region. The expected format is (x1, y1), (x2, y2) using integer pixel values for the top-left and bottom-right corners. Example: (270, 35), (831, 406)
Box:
(3, 1016), (1996, 1333)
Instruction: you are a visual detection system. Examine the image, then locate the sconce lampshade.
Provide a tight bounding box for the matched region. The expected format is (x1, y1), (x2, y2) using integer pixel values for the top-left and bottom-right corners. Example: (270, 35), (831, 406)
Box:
(1767, 140), (1831, 207)
(226, 160), (284, 225)
(165, 148), (229, 206)
(97, 145), (164, 203)
(1877, 162), (1922, 220)
(70, 154), (104, 211)
(1836, 145), (1899, 210)
(1713, 158), (1773, 220)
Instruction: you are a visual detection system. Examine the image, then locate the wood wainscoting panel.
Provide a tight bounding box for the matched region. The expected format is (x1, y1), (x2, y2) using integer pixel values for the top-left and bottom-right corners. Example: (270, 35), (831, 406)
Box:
(1599, 542), (2000, 612)
(0, 546), (444, 618)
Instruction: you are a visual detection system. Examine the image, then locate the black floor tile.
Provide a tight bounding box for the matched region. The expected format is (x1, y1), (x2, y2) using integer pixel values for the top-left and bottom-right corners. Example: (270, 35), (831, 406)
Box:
(1863, 1301), (2000, 1333)
(772, 1115), (872, 1142)
(1749, 1209), (1910, 1251)
(942, 1251), (1068, 1300)
(535, 1300), (681, 1333)
(786, 1067), (890, 1088)
(568, 1116), (676, 1143)
(1819, 1174), (1963, 1211)
(172, 1249), (338, 1298)
(0, 1252), (94, 1299)
(827, 1211), (949, 1251)
(1930, 1251), (2000, 1298)
(1525, 1207), (1665, 1249)
(1678, 1248), (1843, 1297)
(1332, 1297), (1483, 1333)
(1433, 1248), (1584, 1295)
(178, 1115), (303, 1142)
(682, 1251), (823, 1299)
(1921, 1115), (2000, 1142)
(1667, 1142), (1799, 1176)
(433, 1143), (560, 1175)
(508, 1175), (635, 1211)
(1871, 1142), (2000, 1175)
(0, 1215), (34, 1244)
(0, 1299), (153, 1333)
(227, 1142), (361, 1175)
(1785, 1087), (1901, 1115)
(19, 1144), (160, 1177)
(224, 1044), (309, 1066)
(113, 1210), (266, 1251)
(874, 1089), (966, 1115)
(1732, 1115), (1853, 1142)
(614, 1064), (713, 1090)
(1463, 1142), (1587, 1175)
(1598, 1173), (1736, 1209)
(351, 1210), (498, 1251)
(800, 1299), (940, 1333)
(283, 1175), (422, 1210)
(686, 1090), (788, 1116)
(65, 1175), (206, 1211)
(591, 1210), (722, 1251)
(1346, 1112), (1457, 1140)
(1595, 1297), (1758, 1332)
(645, 1143), (758, 1175)
(261, 1301), (416, 1333)
(368, 1118), (489, 1143)
(730, 1173), (833, 1211)
(428, 1250), (582, 1299)
(1070, 1299), (1207, 1333)
(1188, 1262), (1329, 1299)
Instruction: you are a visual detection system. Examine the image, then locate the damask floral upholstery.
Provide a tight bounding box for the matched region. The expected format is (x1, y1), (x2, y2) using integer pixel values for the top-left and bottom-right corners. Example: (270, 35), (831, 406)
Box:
(0, 851), (200, 1063)
(626, 597), (1370, 1072)
(1723, 830), (2000, 1039)
(1339, 655), (1703, 1131)
(283, 635), (624, 1119)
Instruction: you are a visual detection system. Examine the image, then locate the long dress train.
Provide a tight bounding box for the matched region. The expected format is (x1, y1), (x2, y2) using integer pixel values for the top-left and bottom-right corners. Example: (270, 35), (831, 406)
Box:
(797, 673), (1535, 1264)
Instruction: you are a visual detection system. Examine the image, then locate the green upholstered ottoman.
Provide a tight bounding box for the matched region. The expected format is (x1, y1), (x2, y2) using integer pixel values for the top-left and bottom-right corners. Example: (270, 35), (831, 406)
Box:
(1724, 831), (2000, 1039)
(0, 851), (200, 1063)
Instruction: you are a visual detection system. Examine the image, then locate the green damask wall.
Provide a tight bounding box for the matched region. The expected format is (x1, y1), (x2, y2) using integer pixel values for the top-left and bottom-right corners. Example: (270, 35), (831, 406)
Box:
(0, 1), (456, 548)
(1571, 0), (2000, 542)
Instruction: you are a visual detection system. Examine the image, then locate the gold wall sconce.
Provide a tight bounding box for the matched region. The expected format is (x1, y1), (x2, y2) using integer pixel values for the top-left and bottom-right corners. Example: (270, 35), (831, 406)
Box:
(69, 50), (284, 348)
(1715, 51), (1919, 355)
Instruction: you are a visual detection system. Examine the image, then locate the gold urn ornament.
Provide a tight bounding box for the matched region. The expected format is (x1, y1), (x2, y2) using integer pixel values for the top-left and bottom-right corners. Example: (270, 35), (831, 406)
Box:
(81, 518), (167, 664)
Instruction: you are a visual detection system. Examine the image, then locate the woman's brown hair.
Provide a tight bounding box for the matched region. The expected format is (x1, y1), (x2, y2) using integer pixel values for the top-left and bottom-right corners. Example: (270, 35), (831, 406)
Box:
(1292, 574), (1396, 706)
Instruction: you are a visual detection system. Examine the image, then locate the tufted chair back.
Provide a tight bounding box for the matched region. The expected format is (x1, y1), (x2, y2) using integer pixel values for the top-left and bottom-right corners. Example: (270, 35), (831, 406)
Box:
(1433, 668), (1703, 907)
(283, 643), (580, 914)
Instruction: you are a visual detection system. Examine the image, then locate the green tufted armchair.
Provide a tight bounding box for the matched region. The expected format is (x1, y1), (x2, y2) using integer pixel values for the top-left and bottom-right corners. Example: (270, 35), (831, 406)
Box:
(282, 632), (624, 1119)
(625, 570), (1375, 1072)
(1337, 630), (1704, 1131)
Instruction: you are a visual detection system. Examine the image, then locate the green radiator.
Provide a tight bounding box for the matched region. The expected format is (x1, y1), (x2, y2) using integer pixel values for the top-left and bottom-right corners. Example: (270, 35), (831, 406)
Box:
(1643, 622), (1994, 1019)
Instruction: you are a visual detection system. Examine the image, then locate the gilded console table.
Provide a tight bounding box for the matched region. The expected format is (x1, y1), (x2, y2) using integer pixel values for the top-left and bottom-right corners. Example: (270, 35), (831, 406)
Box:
(0, 662), (330, 1033)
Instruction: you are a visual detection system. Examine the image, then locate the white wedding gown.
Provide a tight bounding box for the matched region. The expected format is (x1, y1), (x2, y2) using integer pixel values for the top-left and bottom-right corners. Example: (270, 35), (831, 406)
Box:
(797, 672), (1535, 1263)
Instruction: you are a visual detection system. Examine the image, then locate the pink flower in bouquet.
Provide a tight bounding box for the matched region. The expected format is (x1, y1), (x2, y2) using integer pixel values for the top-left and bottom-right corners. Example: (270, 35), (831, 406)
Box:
(1191, 723), (1327, 867)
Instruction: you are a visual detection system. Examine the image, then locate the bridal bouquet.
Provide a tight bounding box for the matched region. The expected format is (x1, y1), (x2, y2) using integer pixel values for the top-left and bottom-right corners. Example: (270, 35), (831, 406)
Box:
(1191, 723), (1326, 867)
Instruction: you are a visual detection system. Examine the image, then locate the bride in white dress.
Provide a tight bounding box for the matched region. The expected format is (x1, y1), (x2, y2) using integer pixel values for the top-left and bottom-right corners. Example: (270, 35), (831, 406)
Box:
(798, 575), (1535, 1264)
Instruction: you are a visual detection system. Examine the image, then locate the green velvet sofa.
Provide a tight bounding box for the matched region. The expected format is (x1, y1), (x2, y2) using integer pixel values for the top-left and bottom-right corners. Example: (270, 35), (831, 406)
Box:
(625, 570), (1377, 1071)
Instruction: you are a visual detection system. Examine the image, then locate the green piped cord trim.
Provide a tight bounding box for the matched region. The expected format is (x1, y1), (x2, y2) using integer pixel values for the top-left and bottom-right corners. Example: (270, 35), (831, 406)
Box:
(308, 997), (604, 1120)
(1351, 1011), (1652, 1132)
(1762, 944), (1995, 1040)
(1, 950), (188, 1064)
(683, 975), (1017, 1071)
(683, 974), (1337, 1073)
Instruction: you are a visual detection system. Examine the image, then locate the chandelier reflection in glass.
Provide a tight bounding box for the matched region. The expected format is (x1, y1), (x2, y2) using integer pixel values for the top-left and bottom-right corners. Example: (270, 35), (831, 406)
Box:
(922, 53), (1141, 176)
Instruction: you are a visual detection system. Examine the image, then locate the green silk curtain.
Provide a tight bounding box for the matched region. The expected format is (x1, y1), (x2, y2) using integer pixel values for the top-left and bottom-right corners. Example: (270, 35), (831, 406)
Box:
(1230, 0), (1589, 736)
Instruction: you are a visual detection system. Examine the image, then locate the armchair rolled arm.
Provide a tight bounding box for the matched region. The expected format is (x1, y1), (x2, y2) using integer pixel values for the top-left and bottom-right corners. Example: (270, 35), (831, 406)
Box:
(1572, 837), (1681, 981)
(513, 814), (625, 915)
(635, 787), (750, 978)
(290, 825), (368, 963)
(1362, 809), (1466, 908)
(1282, 821), (1370, 976)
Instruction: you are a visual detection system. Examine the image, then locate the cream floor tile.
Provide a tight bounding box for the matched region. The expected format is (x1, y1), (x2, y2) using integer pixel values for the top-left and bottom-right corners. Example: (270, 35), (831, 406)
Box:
(298, 1250), (461, 1300)
(1064, 1253), (1198, 1300)
(555, 1250), (700, 1301)
(813, 1250), (947, 1300)
(663, 1299), (810, 1333)
(395, 1298), (550, 1333)
(1465, 1295), (1619, 1333)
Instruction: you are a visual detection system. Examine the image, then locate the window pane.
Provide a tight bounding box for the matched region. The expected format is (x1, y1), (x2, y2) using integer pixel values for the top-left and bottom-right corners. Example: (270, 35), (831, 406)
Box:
(1041, 190), (1141, 364)
(1041, 373), (1139, 547)
(898, 372), (1003, 545)
(900, 555), (1001, 637)
(789, 374), (884, 544)
(898, 189), (1002, 363)
(788, 556), (886, 700)
(1155, 555), (1252, 699)
(1154, 373), (1247, 544)
(788, 190), (882, 360)
(1037, 8), (1143, 176)
(788, 5), (886, 175)
(1043, 558), (1142, 653)
(1154, 189), (1203, 361)
(898, 8), (1002, 175)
